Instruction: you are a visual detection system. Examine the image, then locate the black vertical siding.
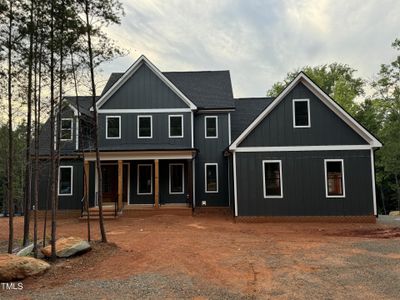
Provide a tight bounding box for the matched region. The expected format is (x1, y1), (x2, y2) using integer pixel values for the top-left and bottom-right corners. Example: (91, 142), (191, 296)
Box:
(235, 150), (374, 216)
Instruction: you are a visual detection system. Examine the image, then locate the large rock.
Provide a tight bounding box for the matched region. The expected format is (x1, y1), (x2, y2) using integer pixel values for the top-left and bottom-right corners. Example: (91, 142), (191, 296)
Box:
(0, 254), (50, 281)
(16, 244), (34, 257)
(389, 211), (400, 216)
(41, 237), (91, 258)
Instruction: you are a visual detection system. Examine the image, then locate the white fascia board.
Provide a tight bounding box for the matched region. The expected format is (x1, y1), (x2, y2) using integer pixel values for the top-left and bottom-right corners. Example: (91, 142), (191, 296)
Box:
(98, 108), (192, 114)
(94, 55), (197, 111)
(234, 145), (372, 153)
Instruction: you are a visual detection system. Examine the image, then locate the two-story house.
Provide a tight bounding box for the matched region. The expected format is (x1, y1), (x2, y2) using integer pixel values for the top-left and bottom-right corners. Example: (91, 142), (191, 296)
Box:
(36, 55), (382, 221)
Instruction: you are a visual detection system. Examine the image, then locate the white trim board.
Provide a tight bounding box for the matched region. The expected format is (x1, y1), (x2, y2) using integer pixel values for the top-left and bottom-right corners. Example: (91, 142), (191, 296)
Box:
(370, 149), (377, 215)
(94, 55), (197, 111)
(98, 108), (192, 114)
(229, 72), (382, 150)
(324, 159), (346, 198)
(234, 145), (372, 153)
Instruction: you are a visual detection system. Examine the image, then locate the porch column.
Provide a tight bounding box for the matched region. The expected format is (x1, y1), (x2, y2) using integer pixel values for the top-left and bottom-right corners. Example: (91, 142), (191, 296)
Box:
(154, 159), (159, 208)
(118, 160), (123, 211)
(84, 160), (90, 207)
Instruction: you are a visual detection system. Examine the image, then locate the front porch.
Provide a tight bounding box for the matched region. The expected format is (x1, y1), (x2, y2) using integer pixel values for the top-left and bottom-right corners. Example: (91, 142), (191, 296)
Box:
(83, 150), (196, 216)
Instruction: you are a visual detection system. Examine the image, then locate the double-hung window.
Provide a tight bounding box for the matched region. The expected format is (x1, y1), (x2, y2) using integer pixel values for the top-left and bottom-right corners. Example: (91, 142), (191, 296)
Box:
(58, 166), (73, 196)
(106, 116), (121, 139)
(169, 115), (184, 138)
(169, 163), (184, 194)
(61, 118), (73, 141)
(137, 164), (153, 195)
(324, 159), (345, 198)
(137, 115), (152, 138)
(293, 99), (311, 128)
(205, 116), (218, 138)
(262, 160), (283, 198)
(205, 163), (218, 193)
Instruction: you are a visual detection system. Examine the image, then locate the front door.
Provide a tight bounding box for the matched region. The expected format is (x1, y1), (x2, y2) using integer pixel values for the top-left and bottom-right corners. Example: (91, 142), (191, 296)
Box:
(102, 165), (118, 203)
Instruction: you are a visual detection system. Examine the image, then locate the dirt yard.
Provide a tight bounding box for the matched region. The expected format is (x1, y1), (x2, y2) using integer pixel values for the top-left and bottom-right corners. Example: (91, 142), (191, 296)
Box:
(1, 214), (400, 299)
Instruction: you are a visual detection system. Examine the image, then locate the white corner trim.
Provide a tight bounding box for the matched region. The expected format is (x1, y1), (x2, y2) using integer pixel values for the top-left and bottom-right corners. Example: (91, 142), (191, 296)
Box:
(137, 115), (153, 139)
(58, 166), (73, 196)
(105, 115), (121, 139)
(169, 163), (185, 194)
(370, 149), (377, 215)
(324, 159), (346, 198)
(191, 111), (194, 148)
(229, 73), (382, 150)
(137, 163), (153, 195)
(94, 55), (197, 111)
(292, 98), (311, 128)
(262, 160), (283, 198)
(60, 118), (73, 141)
(234, 145), (372, 153)
(204, 163), (219, 193)
(75, 117), (79, 150)
(205, 116), (218, 139)
(228, 113), (232, 144)
(168, 114), (184, 138)
(98, 108), (192, 114)
(233, 152), (238, 216)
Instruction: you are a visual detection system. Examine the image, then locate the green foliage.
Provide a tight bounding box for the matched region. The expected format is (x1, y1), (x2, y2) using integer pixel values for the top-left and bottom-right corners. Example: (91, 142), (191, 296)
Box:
(267, 63), (364, 116)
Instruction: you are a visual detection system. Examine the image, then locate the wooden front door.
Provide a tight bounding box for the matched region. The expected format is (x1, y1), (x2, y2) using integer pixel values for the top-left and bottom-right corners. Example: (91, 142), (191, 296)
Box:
(102, 165), (118, 202)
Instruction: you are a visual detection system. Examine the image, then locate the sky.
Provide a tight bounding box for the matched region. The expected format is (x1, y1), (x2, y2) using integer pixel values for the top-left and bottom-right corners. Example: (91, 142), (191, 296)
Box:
(100, 0), (400, 98)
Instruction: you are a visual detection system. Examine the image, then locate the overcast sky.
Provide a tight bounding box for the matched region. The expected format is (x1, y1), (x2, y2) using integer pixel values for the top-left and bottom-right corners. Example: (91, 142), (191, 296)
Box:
(101, 0), (400, 98)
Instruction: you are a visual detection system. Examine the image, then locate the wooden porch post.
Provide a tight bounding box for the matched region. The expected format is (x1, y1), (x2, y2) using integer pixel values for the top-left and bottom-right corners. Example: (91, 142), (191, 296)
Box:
(84, 161), (90, 200)
(154, 159), (159, 208)
(118, 160), (123, 211)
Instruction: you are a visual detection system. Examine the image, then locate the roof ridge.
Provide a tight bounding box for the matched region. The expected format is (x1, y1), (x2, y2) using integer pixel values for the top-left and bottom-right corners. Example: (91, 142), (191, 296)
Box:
(163, 70), (230, 74)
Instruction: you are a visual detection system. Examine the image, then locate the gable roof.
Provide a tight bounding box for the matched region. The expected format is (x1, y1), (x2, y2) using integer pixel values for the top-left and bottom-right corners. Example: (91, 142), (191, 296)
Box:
(95, 55), (197, 111)
(231, 97), (274, 140)
(229, 72), (383, 150)
(101, 71), (235, 110)
(64, 96), (98, 116)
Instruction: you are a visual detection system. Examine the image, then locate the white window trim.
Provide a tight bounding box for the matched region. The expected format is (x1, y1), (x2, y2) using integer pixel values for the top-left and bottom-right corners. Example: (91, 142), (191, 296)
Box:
(137, 163), (153, 195)
(205, 116), (218, 138)
(60, 118), (73, 141)
(324, 159), (346, 198)
(262, 160), (283, 199)
(169, 163), (185, 195)
(58, 166), (73, 196)
(293, 99), (311, 128)
(137, 115), (153, 139)
(105, 115), (121, 139)
(168, 115), (184, 138)
(204, 163), (219, 193)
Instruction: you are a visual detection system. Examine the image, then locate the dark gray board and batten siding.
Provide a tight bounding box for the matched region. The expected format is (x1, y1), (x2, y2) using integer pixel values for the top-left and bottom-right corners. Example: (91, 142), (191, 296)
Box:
(235, 150), (374, 216)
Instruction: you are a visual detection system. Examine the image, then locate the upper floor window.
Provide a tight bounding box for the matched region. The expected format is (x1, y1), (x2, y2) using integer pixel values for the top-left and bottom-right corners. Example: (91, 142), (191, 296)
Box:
(293, 99), (310, 128)
(137, 115), (152, 139)
(205, 116), (218, 138)
(169, 115), (184, 138)
(61, 118), (73, 141)
(205, 163), (218, 193)
(58, 166), (73, 196)
(106, 116), (121, 139)
(324, 159), (345, 198)
(262, 160), (283, 198)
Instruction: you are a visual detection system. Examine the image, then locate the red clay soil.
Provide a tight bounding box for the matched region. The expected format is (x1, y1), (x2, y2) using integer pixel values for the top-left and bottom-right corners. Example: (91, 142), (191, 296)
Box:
(1, 215), (400, 299)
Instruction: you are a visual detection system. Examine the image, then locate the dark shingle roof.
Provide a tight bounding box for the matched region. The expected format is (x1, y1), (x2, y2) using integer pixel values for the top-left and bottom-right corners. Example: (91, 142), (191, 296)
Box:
(64, 96), (99, 116)
(100, 70), (235, 109)
(231, 97), (275, 140)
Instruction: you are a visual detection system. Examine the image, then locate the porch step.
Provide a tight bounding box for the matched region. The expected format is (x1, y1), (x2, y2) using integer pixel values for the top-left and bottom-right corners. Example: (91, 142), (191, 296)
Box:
(79, 205), (119, 221)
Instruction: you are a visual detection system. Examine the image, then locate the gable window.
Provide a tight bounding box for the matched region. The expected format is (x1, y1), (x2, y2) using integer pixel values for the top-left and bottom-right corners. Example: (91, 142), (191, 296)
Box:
(169, 163), (184, 194)
(137, 164), (153, 195)
(138, 115), (152, 138)
(205, 116), (218, 138)
(61, 118), (73, 141)
(262, 160), (283, 198)
(293, 99), (310, 128)
(58, 166), (73, 196)
(106, 116), (121, 139)
(205, 163), (218, 193)
(324, 159), (345, 198)
(169, 115), (184, 138)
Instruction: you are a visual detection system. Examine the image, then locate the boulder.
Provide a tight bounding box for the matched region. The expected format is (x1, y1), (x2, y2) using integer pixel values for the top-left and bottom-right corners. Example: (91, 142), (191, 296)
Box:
(41, 237), (91, 258)
(16, 244), (34, 257)
(0, 254), (50, 281)
(389, 211), (400, 216)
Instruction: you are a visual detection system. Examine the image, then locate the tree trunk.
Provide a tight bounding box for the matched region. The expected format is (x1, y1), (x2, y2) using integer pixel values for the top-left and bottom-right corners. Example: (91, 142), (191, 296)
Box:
(85, 0), (106, 243)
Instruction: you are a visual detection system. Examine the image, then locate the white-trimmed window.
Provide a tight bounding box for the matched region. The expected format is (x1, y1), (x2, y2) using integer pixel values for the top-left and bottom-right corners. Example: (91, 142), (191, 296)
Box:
(106, 116), (121, 139)
(137, 164), (153, 195)
(137, 115), (152, 139)
(293, 99), (311, 128)
(58, 166), (73, 196)
(60, 118), (73, 141)
(169, 163), (184, 194)
(262, 160), (283, 198)
(205, 163), (218, 193)
(324, 159), (345, 198)
(169, 115), (184, 138)
(205, 116), (218, 138)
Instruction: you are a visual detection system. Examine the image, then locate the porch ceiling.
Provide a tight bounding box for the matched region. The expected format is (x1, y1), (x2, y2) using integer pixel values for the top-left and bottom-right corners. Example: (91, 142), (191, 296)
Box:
(83, 149), (197, 161)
